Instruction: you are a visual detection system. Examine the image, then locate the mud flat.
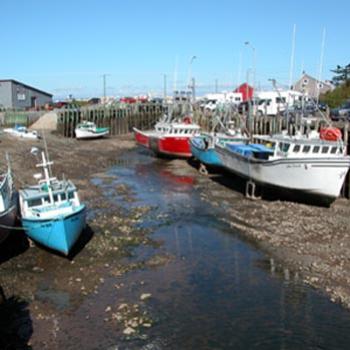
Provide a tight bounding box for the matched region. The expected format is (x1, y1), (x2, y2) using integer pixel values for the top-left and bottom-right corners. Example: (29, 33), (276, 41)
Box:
(193, 164), (350, 309)
(0, 133), (165, 349)
(1, 132), (350, 348)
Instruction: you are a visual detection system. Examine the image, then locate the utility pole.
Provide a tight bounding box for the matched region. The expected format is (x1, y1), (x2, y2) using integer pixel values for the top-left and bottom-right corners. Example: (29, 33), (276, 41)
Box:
(215, 79), (218, 93)
(102, 74), (110, 103)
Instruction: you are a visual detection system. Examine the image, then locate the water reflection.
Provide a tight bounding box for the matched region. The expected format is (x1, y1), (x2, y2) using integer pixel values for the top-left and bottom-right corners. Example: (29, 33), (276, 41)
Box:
(108, 150), (350, 350)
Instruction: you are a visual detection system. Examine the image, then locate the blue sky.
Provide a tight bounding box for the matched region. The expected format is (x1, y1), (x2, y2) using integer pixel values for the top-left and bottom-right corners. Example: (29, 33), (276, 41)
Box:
(1, 0), (349, 99)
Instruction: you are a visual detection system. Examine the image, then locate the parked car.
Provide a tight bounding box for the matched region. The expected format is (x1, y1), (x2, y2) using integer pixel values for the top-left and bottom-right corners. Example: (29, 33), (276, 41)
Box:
(330, 101), (350, 121)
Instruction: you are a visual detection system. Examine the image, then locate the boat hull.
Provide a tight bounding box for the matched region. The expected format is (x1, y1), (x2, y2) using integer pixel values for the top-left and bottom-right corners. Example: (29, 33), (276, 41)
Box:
(75, 128), (109, 139)
(190, 137), (222, 166)
(134, 128), (193, 158)
(22, 205), (86, 255)
(216, 145), (350, 200)
(0, 204), (17, 245)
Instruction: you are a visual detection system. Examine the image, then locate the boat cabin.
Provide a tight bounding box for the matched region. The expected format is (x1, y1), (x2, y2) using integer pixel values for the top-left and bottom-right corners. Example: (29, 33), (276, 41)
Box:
(155, 122), (200, 136)
(19, 180), (80, 219)
(253, 134), (345, 159)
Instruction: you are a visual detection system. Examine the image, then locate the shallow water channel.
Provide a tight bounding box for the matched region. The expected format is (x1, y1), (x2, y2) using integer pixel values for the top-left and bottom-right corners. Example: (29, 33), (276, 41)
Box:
(2, 149), (350, 350)
(94, 150), (350, 349)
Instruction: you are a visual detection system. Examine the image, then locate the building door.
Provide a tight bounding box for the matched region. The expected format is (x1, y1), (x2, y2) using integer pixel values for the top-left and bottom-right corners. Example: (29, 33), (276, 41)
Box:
(31, 96), (37, 108)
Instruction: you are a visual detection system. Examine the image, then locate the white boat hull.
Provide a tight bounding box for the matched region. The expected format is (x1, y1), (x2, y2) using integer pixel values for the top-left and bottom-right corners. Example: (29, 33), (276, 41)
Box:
(216, 146), (350, 199)
(75, 129), (109, 139)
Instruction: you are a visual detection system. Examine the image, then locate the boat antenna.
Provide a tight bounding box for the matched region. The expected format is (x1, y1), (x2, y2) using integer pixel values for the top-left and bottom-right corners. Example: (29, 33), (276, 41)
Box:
(288, 24), (296, 91)
(41, 129), (53, 177)
(316, 27), (326, 104)
(173, 55), (178, 94)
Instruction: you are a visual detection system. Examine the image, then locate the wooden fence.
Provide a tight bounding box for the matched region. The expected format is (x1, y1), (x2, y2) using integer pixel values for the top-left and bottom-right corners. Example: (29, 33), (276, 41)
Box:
(56, 103), (165, 138)
(56, 102), (350, 198)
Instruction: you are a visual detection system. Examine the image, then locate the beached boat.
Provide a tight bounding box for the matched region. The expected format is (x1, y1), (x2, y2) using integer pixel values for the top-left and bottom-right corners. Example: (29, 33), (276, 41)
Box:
(215, 128), (350, 202)
(133, 114), (200, 158)
(0, 159), (17, 245)
(3, 125), (40, 139)
(19, 150), (86, 255)
(190, 128), (248, 168)
(75, 121), (109, 139)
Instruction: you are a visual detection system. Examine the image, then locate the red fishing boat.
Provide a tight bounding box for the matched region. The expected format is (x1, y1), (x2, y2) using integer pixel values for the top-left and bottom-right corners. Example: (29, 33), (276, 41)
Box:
(133, 115), (200, 158)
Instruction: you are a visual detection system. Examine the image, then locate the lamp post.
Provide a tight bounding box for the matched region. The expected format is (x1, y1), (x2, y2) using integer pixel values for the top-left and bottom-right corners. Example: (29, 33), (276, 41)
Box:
(244, 41), (256, 103)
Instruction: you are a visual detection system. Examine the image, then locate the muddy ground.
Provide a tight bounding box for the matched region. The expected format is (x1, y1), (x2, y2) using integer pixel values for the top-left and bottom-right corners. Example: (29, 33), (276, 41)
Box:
(0, 132), (350, 348)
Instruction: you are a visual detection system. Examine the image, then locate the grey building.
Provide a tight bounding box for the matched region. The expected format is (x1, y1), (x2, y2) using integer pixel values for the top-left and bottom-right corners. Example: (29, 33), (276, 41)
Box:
(0, 79), (52, 109)
(292, 73), (334, 99)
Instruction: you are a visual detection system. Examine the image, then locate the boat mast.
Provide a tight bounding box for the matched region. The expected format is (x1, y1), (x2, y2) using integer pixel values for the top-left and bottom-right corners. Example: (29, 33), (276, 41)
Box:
(37, 152), (54, 204)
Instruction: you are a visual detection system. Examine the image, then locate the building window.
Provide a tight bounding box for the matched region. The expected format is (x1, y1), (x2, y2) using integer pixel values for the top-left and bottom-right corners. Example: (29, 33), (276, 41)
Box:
(302, 145), (311, 153)
(303, 79), (309, 85)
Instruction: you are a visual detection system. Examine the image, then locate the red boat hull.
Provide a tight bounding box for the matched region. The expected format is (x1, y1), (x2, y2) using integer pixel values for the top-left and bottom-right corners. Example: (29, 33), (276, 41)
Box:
(134, 128), (192, 158)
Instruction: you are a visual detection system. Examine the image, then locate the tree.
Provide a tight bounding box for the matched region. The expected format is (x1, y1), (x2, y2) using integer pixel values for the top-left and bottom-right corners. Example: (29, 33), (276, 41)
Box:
(331, 64), (350, 86)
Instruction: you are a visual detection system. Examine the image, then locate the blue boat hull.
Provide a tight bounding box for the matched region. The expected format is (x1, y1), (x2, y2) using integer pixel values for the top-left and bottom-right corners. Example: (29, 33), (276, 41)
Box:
(22, 205), (86, 255)
(190, 137), (222, 167)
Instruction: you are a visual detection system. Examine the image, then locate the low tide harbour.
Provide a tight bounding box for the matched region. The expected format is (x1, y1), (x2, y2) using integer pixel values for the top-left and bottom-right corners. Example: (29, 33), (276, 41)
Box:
(1, 135), (350, 349)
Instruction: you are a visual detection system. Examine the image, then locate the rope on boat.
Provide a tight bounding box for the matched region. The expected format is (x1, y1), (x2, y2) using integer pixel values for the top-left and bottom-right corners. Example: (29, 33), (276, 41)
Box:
(0, 223), (25, 230)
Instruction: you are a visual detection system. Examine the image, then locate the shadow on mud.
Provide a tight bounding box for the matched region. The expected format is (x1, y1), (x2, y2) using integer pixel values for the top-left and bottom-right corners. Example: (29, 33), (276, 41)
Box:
(0, 286), (32, 349)
(0, 229), (29, 266)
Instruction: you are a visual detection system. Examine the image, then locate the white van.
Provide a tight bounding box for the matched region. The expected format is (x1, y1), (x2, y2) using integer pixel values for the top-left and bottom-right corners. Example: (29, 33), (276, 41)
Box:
(256, 90), (302, 116)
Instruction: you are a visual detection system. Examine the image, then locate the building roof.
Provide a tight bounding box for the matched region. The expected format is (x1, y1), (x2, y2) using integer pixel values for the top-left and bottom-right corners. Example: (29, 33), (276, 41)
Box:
(0, 79), (53, 97)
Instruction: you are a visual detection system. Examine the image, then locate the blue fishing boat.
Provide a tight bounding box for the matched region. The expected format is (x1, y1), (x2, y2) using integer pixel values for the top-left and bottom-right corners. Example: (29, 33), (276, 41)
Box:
(190, 131), (248, 168)
(19, 150), (86, 255)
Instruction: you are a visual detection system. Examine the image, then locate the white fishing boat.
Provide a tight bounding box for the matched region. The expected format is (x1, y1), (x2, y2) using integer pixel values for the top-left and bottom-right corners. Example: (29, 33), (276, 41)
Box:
(19, 149), (86, 255)
(215, 128), (350, 202)
(0, 158), (17, 245)
(75, 121), (109, 139)
(3, 125), (40, 139)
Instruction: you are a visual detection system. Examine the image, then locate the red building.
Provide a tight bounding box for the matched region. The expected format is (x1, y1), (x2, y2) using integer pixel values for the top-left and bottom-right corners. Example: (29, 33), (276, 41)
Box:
(234, 83), (254, 101)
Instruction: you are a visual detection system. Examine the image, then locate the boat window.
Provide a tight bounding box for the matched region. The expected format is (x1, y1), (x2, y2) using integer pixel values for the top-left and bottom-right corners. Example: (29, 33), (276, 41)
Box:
(60, 193), (67, 201)
(68, 192), (75, 200)
(293, 145), (300, 152)
(174, 129), (178, 134)
(313, 146), (320, 153)
(280, 143), (290, 152)
(27, 198), (42, 208)
(43, 196), (50, 204)
(53, 194), (59, 202)
(331, 147), (337, 154)
(302, 145), (311, 153)
(322, 146), (329, 154)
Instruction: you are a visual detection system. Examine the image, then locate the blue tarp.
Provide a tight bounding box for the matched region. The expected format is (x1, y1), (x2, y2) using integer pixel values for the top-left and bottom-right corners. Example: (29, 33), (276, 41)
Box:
(226, 143), (274, 158)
